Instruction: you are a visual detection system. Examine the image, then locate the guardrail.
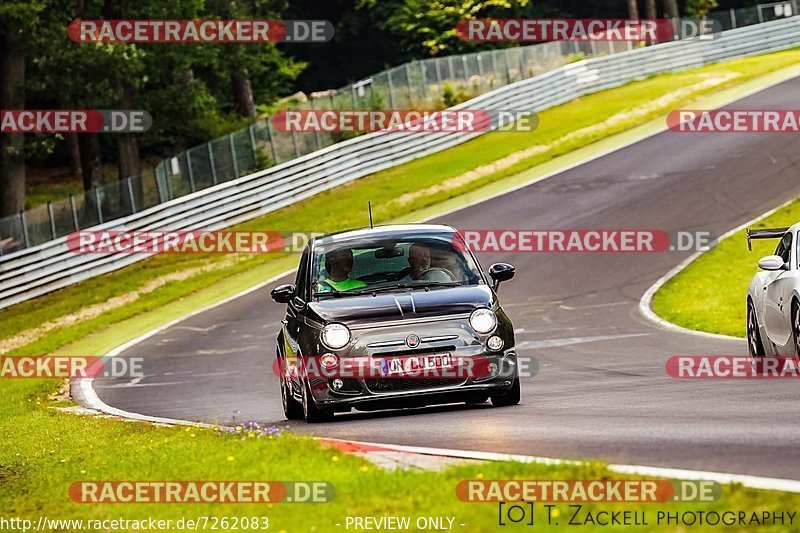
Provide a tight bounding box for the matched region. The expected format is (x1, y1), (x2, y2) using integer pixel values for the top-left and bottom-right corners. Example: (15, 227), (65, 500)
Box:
(2, 17), (800, 310)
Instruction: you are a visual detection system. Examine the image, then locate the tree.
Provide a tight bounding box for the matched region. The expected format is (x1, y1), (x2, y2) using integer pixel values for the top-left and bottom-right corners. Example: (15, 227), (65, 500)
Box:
(204, 0), (305, 118)
(0, 16), (26, 218)
(685, 0), (718, 17)
(27, 0), (218, 191)
(644, 0), (657, 18)
(362, 0), (533, 58)
(77, 134), (104, 191)
(661, 0), (679, 18)
(0, 3), (43, 218)
(103, 0), (145, 200)
(627, 0), (639, 19)
(25, 0), (114, 191)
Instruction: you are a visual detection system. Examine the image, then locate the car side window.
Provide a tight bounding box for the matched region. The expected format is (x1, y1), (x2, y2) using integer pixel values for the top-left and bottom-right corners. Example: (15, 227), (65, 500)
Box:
(775, 233), (792, 265)
(295, 246), (311, 300)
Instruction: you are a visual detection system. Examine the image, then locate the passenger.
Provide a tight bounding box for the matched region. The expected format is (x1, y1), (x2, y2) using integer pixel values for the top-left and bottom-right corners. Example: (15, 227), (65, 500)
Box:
(317, 248), (366, 292)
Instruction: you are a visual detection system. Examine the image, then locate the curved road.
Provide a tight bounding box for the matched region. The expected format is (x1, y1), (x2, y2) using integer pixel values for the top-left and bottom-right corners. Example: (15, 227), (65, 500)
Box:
(90, 78), (800, 479)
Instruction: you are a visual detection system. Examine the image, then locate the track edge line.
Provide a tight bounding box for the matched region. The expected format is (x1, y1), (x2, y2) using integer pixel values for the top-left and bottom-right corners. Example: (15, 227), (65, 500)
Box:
(638, 197), (796, 341)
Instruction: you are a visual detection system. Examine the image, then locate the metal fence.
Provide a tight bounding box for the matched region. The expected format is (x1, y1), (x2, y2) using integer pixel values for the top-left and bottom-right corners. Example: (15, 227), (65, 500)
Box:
(706, 1), (796, 29)
(1, 2), (795, 257)
(1, 15), (799, 309)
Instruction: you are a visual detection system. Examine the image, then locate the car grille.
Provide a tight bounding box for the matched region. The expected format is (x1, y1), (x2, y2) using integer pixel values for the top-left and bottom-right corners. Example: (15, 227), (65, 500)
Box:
(365, 377), (466, 394)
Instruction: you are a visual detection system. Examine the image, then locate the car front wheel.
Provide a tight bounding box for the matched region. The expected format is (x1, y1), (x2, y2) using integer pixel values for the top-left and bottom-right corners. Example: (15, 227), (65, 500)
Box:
(747, 300), (766, 372)
(280, 372), (304, 420)
(490, 370), (521, 407)
(302, 379), (334, 423)
(791, 301), (800, 367)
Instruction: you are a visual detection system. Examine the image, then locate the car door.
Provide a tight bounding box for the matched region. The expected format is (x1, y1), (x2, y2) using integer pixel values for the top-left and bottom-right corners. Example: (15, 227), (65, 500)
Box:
(284, 246), (310, 393)
(764, 232), (794, 353)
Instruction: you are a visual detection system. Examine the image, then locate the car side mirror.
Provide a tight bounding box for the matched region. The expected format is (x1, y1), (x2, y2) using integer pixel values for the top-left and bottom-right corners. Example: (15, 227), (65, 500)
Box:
(270, 284), (296, 304)
(758, 255), (789, 271)
(488, 263), (515, 291)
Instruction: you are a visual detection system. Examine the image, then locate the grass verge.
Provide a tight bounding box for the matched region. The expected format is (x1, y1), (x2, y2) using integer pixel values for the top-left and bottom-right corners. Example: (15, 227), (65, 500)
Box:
(4, 49), (800, 532)
(653, 200), (800, 337)
(3, 385), (800, 531)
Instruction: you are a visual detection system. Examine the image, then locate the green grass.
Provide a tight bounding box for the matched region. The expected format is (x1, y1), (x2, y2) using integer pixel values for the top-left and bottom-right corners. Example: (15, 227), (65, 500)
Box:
(5, 49), (800, 532)
(24, 160), (141, 210)
(3, 378), (800, 531)
(654, 200), (800, 337)
(25, 180), (83, 209)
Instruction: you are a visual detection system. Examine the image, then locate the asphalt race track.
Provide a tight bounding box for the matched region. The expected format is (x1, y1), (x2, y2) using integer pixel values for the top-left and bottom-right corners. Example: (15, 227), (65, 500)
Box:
(91, 77), (800, 479)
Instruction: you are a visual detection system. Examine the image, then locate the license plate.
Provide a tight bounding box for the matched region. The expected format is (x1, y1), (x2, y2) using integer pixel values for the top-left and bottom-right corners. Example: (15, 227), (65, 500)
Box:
(379, 353), (453, 377)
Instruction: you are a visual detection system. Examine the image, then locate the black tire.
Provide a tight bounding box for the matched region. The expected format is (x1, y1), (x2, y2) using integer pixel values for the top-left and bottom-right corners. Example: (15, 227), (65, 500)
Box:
(784, 299), (800, 373)
(792, 300), (800, 359)
(280, 372), (304, 420)
(276, 342), (303, 420)
(302, 379), (334, 423)
(747, 300), (766, 372)
(490, 371), (521, 407)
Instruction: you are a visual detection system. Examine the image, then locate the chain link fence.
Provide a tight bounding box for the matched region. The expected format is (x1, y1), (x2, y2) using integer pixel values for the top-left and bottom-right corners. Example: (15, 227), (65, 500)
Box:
(1, 3), (796, 257)
(0, 169), (161, 255)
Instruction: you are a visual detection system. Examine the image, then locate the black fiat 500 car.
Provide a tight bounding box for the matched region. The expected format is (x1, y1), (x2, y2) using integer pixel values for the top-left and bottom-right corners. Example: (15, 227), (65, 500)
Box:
(270, 224), (518, 422)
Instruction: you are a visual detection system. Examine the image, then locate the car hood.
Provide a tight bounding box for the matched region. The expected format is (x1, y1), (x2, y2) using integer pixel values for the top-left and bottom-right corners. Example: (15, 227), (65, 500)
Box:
(307, 285), (494, 325)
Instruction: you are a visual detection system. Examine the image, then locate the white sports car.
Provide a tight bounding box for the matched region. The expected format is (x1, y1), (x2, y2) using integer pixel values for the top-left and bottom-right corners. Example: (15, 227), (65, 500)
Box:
(747, 224), (800, 361)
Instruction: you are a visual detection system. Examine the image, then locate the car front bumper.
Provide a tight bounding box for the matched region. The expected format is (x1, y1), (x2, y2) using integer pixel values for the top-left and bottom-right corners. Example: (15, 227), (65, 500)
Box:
(309, 349), (517, 411)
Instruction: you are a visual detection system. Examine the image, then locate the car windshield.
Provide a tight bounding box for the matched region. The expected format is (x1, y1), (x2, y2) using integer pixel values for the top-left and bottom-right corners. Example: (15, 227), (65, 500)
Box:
(311, 232), (483, 299)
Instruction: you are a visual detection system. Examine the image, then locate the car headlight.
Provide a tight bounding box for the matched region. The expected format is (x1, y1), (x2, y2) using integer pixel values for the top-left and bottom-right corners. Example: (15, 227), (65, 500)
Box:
(470, 308), (497, 334)
(321, 323), (350, 349)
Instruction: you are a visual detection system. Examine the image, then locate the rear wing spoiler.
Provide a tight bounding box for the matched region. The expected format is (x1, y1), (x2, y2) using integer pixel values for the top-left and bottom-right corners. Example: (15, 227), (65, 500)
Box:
(746, 227), (789, 251)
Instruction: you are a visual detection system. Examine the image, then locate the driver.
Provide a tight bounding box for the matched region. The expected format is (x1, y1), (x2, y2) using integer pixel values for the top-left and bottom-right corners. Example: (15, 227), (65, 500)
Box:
(402, 243), (452, 282)
(317, 248), (367, 292)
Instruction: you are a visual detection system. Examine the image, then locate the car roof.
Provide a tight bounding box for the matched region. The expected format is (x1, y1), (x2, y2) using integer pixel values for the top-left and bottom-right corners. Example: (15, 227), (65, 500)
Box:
(310, 224), (458, 248)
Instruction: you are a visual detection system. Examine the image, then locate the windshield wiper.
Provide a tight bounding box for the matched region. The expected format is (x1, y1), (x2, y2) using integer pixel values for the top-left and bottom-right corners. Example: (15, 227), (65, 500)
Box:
(345, 285), (413, 297)
(349, 282), (465, 296)
(406, 281), (464, 291)
(321, 289), (358, 299)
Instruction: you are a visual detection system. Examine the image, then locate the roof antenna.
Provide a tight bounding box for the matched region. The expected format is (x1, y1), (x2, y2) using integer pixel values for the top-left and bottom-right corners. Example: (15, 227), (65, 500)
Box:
(368, 201), (374, 229)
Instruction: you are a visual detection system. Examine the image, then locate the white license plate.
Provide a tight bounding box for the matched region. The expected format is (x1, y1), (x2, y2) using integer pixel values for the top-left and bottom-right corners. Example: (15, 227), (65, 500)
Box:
(379, 353), (453, 376)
